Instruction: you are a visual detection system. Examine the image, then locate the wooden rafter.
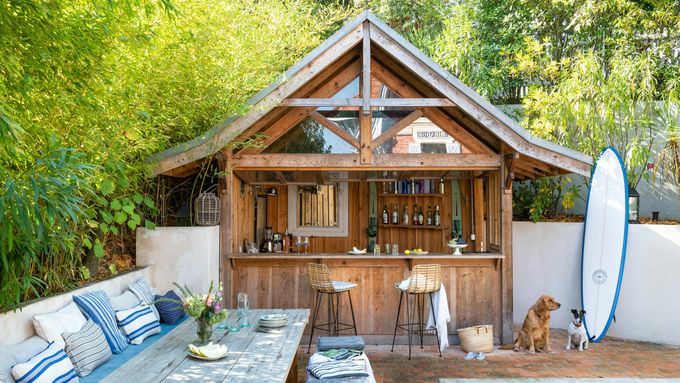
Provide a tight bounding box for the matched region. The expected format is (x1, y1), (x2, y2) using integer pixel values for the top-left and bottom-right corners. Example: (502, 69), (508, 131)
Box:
(308, 110), (360, 148)
(360, 21), (372, 164)
(280, 98), (454, 107)
(371, 109), (423, 148)
(504, 152), (518, 190)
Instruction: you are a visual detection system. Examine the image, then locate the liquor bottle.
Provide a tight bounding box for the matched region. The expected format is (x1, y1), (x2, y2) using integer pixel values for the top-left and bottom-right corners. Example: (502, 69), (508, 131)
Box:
(392, 204), (399, 224)
(439, 178), (445, 194)
(402, 205), (409, 225)
(412, 204), (419, 225)
(382, 205), (389, 224)
(434, 205), (441, 226)
(417, 207), (424, 225)
(426, 204), (433, 226)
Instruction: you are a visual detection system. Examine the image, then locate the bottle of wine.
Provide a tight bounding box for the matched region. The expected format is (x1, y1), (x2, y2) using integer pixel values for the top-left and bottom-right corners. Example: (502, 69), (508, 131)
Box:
(402, 205), (409, 225)
(418, 207), (424, 225)
(392, 204), (399, 224)
(412, 204), (419, 225)
(382, 205), (389, 224)
(426, 204), (433, 225)
(434, 205), (441, 226)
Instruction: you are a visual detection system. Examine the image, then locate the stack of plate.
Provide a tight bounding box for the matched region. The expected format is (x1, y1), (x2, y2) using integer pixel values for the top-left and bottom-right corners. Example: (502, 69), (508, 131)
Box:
(258, 314), (288, 329)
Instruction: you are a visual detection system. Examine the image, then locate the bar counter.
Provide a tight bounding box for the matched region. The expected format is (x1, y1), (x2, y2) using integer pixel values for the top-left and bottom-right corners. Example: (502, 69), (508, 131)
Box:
(227, 252), (505, 343)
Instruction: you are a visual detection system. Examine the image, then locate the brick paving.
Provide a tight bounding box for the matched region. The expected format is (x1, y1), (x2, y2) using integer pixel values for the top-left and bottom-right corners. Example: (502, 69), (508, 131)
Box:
(298, 329), (680, 382)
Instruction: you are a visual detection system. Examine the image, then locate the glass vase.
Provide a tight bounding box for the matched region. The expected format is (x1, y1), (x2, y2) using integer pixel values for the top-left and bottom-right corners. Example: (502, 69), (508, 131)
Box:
(196, 317), (213, 344)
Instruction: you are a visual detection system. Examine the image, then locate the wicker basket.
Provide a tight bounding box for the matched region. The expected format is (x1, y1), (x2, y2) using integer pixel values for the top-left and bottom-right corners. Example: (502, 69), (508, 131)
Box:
(457, 325), (493, 353)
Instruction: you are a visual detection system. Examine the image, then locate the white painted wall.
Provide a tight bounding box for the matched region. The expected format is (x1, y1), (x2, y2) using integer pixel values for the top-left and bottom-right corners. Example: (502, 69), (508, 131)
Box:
(136, 226), (220, 295)
(513, 221), (680, 346)
(0, 268), (151, 346)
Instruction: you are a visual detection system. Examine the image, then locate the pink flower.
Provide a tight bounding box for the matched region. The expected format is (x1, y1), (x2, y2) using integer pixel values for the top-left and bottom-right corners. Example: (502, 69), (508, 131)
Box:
(206, 297), (213, 306)
(646, 163), (654, 169)
(214, 303), (222, 313)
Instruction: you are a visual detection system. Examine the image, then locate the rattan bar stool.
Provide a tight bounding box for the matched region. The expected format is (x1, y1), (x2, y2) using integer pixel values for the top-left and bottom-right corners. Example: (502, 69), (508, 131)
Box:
(306, 263), (358, 353)
(391, 264), (442, 360)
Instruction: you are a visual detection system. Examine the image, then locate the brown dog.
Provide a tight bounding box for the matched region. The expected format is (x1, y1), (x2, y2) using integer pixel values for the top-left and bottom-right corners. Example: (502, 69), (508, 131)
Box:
(512, 295), (561, 353)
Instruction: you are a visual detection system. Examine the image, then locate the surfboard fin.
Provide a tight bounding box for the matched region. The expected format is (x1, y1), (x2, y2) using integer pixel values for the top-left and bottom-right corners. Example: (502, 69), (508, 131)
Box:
(613, 314), (617, 323)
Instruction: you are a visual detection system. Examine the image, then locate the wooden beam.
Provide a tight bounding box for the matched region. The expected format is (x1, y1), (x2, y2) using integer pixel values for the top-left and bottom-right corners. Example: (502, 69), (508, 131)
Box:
(500, 146), (514, 344)
(473, 178), (486, 252)
(371, 109), (423, 148)
(370, 27), (591, 176)
(279, 98), (454, 107)
(309, 110), (360, 148)
(362, 21), (371, 113)
(359, 113), (372, 164)
(218, 149), (233, 308)
(232, 153), (500, 170)
(152, 23), (364, 175)
(504, 152), (518, 190)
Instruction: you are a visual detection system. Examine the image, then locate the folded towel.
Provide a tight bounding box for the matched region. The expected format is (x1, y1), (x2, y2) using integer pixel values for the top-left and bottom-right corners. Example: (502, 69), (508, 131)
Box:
(307, 360), (370, 380)
(320, 349), (363, 361)
(317, 336), (365, 351)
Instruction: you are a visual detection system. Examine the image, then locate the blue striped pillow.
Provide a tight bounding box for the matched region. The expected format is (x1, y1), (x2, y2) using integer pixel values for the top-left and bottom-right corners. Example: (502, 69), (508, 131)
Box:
(11, 342), (78, 383)
(154, 290), (185, 325)
(73, 291), (128, 354)
(128, 279), (160, 321)
(115, 305), (161, 345)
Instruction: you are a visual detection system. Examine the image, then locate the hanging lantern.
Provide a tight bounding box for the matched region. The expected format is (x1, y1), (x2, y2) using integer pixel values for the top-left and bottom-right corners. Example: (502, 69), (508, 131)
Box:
(628, 186), (639, 224)
(195, 192), (220, 226)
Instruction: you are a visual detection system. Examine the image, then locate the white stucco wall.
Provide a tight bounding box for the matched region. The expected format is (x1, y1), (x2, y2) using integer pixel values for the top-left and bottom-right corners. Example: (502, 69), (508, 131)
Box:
(136, 226), (220, 295)
(0, 267), (151, 346)
(513, 221), (680, 346)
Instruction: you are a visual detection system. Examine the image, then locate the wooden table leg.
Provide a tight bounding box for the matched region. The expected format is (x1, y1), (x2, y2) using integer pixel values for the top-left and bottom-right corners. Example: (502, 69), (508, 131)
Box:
(286, 353), (299, 383)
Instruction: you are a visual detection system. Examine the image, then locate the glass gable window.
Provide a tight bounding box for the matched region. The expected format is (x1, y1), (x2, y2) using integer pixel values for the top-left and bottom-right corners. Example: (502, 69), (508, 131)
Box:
(264, 118), (357, 154)
(374, 117), (467, 154)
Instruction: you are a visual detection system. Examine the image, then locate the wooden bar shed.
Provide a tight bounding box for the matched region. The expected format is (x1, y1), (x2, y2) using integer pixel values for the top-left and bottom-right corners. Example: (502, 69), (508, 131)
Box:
(148, 11), (591, 345)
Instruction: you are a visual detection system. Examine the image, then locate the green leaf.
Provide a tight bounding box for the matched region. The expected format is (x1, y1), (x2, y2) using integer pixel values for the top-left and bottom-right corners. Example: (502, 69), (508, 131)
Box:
(114, 211), (128, 224)
(131, 213), (141, 224)
(111, 199), (122, 210)
(110, 226), (119, 235)
(79, 266), (91, 280)
(118, 176), (130, 189)
(94, 241), (105, 258)
(83, 237), (92, 249)
(100, 180), (115, 196)
(122, 204), (135, 215)
(101, 211), (113, 224)
(101, 223), (110, 234)
(133, 193), (144, 204)
(109, 264), (118, 275)
(127, 219), (138, 230)
(143, 196), (155, 209)
(144, 220), (156, 230)
(86, 219), (99, 229)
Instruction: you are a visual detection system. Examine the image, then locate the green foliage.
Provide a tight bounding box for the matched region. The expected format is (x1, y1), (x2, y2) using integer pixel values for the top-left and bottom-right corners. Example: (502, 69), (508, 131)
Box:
(513, 177), (581, 222)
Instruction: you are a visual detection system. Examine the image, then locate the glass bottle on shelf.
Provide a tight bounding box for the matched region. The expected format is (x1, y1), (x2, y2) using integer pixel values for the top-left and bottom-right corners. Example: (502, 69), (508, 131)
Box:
(412, 204), (419, 225)
(439, 178), (445, 194)
(410, 179), (415, 194)
(434, 205), (441, 226)
(382, 205), (389, 224)
(426, 204), (433, 225)
(392, 204), (399, 224)
(417, 207), (424, 225)
(402, 205), (409, 225)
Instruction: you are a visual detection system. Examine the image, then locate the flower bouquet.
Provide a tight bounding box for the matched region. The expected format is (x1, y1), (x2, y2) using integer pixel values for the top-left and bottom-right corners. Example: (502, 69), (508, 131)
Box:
(174, 281), (227, 344)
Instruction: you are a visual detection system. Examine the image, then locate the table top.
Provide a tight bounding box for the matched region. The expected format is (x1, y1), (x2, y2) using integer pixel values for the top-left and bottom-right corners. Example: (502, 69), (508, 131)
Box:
(101, 308), (309, 383)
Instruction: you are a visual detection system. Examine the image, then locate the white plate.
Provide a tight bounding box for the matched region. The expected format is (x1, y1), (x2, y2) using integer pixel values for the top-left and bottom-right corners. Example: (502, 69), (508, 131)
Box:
(347, 251), (367, 255)
(258, 321), (287, 328)
(188, 352), (227, 361)
(260, 314), (288, 321)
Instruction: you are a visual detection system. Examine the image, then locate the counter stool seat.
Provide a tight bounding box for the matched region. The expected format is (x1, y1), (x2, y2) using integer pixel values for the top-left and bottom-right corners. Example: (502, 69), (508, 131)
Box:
(307, 264), (358, 353)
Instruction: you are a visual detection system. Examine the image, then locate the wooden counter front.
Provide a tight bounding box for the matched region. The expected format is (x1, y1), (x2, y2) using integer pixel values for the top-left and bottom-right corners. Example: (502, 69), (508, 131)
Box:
(227, 253), (504, 343)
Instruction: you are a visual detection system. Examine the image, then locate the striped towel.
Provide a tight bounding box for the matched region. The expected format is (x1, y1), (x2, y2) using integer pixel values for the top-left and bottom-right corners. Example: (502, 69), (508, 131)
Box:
(307, 360), (369, 380)
(319, 349), (363, 361)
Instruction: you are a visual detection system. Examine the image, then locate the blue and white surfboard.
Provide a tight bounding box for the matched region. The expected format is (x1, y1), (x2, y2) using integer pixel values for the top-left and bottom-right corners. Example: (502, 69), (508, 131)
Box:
(581, 147), (629, 343)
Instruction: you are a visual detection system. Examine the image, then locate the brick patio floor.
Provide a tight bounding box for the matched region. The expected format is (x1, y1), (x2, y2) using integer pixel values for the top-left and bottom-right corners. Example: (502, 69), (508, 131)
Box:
(298, 329), (680, 382)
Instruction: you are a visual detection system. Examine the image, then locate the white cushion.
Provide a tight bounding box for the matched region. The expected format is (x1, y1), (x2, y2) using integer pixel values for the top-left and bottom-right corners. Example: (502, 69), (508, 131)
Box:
(332, 281), (357, 292)
(110, 291), (140, 312)
(32, 303), (87, 349)
(0, 346), (17, 383)
(11, 342), (78, 383)
(10, 336), (49, 363)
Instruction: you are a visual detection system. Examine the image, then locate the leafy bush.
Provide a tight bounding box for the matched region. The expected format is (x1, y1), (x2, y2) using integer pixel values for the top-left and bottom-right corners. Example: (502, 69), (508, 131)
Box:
(513, 177), (581, 222)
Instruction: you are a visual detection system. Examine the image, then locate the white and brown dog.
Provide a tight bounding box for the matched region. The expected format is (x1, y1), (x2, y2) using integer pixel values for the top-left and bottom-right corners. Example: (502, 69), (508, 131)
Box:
(566, 309), (588, 351)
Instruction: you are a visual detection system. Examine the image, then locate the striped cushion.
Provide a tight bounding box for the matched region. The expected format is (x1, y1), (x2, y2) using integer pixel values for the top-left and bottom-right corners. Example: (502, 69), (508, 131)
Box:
(154, 291), (185, 325)
(11, 342), (78, 383)
(62, 320), (112, 377)
(307, 360), (369, 380)
(72, 291), (128, 354)
(115, 305), (161, 345)
(128, 279), (160, 321)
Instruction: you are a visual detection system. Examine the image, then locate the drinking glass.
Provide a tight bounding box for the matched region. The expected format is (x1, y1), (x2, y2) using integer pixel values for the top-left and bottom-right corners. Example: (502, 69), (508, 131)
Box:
(238, 292), (249, 327)
(295, 236), (303, 255)
(392, 243), (399, 256)
(302, 236), (310, 254)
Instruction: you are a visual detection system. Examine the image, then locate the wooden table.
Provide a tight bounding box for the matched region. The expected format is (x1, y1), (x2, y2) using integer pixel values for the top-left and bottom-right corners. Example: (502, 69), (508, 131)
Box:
(102, 309), (309, 383)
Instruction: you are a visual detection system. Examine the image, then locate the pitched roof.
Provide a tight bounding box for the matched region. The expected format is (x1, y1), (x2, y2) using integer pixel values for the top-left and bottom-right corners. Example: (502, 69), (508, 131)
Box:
(148, 11), (591, 176)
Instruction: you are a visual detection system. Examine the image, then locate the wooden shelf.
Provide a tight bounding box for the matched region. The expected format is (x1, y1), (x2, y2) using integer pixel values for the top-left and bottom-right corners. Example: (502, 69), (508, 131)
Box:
(378, 224), (449, 230)
(378, 193), (444, 198)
